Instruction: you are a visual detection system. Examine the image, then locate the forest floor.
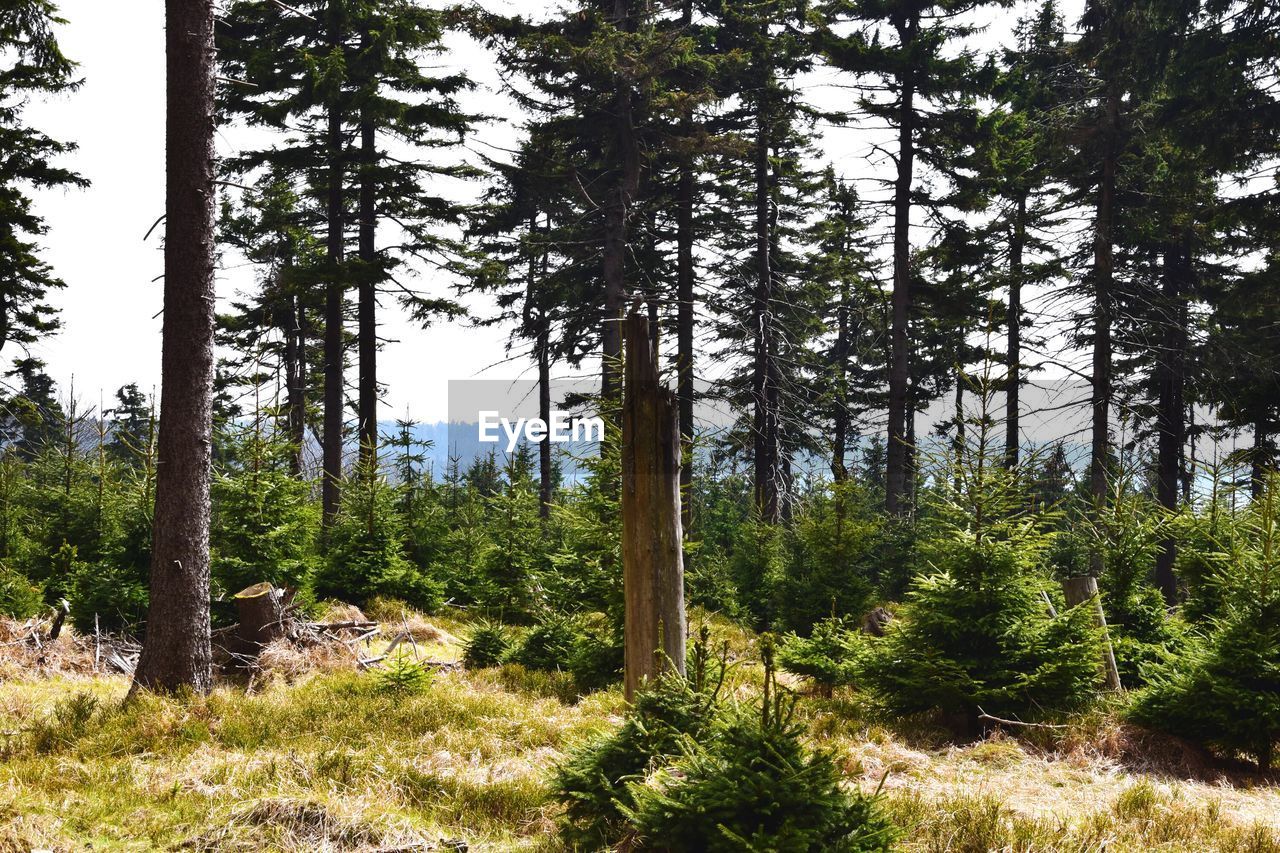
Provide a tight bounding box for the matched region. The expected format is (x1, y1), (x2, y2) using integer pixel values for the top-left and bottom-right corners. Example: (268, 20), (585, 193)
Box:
(1, 608), (1279, 852)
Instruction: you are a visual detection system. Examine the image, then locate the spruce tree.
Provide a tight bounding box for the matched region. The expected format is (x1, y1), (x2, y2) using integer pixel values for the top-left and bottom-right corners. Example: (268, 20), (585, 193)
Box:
(0, 0), (87, 354)
(818, 0), (1010, 515)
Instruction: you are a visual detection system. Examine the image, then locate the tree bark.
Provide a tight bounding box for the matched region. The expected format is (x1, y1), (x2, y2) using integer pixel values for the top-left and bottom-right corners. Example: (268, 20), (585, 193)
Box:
(321, 6), (345, 527)
(232, 582), (294, 656)
(1063, 575), (1122, 691)
(1005, 193), (1027, 467)
(1254, 421), (1273, 500)
(885, 46), (917, 516)
(131, 0), (216, 694)
(529, 213), (553, 520)
(831, 276), (851, 483)
(621, 312), (686, 700)
(676, 150), (695, 532)
(357, 113), (378, 469)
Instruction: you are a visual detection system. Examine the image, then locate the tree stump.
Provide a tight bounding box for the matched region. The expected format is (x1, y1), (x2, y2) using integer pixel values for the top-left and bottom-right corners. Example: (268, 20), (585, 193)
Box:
(233, 583), (294, 657)
(1063, 575), (1122, 691)
(621, 312), (687, 701)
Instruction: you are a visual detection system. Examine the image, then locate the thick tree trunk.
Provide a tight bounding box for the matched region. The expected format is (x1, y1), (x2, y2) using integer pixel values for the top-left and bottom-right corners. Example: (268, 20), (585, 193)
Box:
(1063, 575), (1123, 692)
(321, 11), (345, 527)
(885, 67), (916, 516)
(1154, 237), (1189, 605)
(621, 312), (686, 700)
(1005, 193), (1027, 467)
(1089, 87), (1120, 576)
(357, 115), (378, 469)
(131, 0), (216, 694)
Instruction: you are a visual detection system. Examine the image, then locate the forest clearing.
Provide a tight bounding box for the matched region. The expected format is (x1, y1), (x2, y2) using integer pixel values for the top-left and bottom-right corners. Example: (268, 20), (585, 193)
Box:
(2, 606), (1280, 852)
(3, 0), (1280, 848)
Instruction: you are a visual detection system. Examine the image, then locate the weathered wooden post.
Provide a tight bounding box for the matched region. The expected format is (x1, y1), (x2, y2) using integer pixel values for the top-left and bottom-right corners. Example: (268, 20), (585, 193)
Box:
(621, 312), (687, 701)
(1063, 575), (1123, 691)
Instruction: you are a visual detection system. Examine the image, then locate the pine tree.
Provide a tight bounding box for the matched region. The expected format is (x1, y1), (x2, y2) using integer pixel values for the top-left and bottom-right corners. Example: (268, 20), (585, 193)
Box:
(132, 0), (217, 694)
(0, 0), (87, 354)
(1130, 476), (1280, 769)
(219, 0), (475, 519)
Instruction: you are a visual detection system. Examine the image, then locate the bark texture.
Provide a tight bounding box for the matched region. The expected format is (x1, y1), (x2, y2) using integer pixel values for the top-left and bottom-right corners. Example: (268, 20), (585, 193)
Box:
(131, 0), (217, 694)
(621, 313), (687, 700)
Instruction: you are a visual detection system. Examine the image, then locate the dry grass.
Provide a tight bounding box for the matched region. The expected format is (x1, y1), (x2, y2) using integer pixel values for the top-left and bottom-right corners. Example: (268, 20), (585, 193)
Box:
(2, 612), (1279, 851)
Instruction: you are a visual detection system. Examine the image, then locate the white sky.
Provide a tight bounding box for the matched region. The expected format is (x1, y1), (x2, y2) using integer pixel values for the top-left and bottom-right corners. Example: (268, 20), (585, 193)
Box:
(22, 0), (1079, 423)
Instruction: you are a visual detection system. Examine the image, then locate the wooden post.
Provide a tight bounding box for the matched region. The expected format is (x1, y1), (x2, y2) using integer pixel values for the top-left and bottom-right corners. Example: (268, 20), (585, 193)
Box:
(621, 312), (687, 701)
(1063, 575), (1122, 692)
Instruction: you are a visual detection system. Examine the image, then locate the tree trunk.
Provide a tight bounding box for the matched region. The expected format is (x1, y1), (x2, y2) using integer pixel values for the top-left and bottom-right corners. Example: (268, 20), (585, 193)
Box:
(831, 277), (851, 483)
(676, 152), (695, 532)
(233, 582), (295, 656)
(600, 0), (641, 414)
(285, 293), (306, 476)
(357, 114), (378, 469)
(1063, 575), (1122, 691)
(1154, 236), (1189, 605)
(621, 312), (686, 700)
(885, 64), (917, 516)
(530, 213), (553, 520)
(752, 76), (780, 523)
(1089, 86), (1120, 576)
(131, 0), (216, 694)
(321, 8), (345, 527)
(676, 0), (695, 535)
(1254, 421), (1273, 500)
(1005, 193), (1027, 467)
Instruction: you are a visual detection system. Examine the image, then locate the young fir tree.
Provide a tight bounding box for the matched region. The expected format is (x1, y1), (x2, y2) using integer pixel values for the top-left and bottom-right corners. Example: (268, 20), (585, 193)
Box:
(858, 368), (1103, 725)
(210, 417), (318, 599)
(623, 641), (895, 852)
(0, 0), (87, 355)
(316, 456), (439, 609)
(1130, 476), (1280, 769)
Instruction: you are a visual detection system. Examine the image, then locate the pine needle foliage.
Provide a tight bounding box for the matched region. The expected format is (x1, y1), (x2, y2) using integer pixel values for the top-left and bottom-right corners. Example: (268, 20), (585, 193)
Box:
(858, 367), (1103, 723)
(778, 615), (866, 695)
(462, 619), (512, 669)
(1130, 474), (1280, 769)
(623, 637), (895, 852)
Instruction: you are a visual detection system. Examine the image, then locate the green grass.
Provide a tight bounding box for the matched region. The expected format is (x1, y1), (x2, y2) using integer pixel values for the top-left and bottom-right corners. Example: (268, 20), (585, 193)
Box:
(1, 612), (1278, 851)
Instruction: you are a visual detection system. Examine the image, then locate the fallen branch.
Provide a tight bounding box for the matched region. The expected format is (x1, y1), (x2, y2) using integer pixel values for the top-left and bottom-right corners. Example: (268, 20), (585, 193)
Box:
(976, 706), (1068, 730)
